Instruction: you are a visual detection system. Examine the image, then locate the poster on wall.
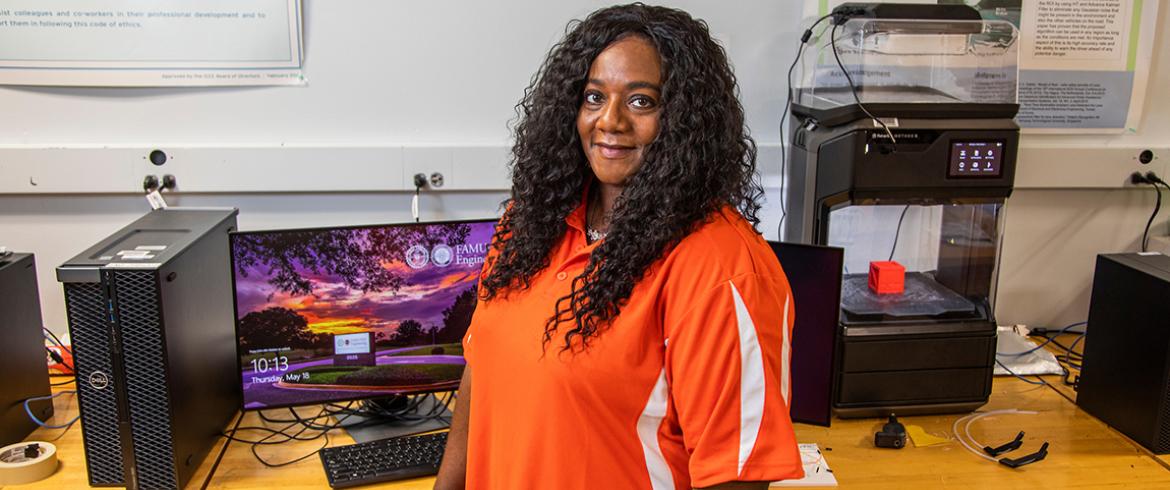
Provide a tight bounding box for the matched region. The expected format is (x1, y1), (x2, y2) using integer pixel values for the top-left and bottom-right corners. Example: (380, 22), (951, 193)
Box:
(0, 0), (303, 87)
(803, 0), (1159, 133)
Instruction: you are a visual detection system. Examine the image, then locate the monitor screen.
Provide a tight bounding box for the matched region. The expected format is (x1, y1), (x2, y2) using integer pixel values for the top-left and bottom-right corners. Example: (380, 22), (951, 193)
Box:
(948, 140), (1005, 178)
(230, 219), (497, 410)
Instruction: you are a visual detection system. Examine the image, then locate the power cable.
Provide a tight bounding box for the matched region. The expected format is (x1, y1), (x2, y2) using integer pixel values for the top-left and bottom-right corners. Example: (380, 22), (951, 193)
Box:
(24, 391), (81, 431)
(778, 13), (833, 239)
(888, 205), (910, 261)
(998, 322), (1085, 357)
(829, 21), (896, 145)
(994, 359), (1047, 386)
(221, 391), (457, 468)
(1142, 183), (1162, 252)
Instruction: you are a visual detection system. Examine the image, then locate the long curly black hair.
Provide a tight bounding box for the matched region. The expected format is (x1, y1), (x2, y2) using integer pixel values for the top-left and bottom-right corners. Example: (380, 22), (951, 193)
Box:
(480, 3), (763, 351)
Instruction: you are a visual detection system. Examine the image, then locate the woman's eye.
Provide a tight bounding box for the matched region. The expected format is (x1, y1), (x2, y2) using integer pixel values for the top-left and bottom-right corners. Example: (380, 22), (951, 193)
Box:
(584, 92), (603, 105)
(630, 95), (656, 109)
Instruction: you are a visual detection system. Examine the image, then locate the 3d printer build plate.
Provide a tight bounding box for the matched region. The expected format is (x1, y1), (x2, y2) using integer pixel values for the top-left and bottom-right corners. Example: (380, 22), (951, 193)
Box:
(841, 272), (976, 318)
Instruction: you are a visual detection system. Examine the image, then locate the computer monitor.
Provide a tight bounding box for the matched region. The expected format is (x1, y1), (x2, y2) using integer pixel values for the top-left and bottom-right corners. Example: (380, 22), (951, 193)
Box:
(768, 241), (844, 427)
(230, 219), (497, 410)
(1, 253), (53, 447)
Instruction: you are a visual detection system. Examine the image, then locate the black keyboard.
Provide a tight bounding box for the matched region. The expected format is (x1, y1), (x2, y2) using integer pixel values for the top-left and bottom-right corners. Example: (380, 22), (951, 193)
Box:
(319, 431), (448, 488)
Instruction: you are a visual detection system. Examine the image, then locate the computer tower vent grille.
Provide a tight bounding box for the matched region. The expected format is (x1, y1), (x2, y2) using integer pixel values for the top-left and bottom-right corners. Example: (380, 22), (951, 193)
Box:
(64, 281), (126, 486)
(115, 271), (178, 489)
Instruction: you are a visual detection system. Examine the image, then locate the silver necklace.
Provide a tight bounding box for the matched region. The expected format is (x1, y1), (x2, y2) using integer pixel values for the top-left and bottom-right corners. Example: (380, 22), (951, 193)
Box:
(587, 228), (608, 242)
(586, 190), (609, 242)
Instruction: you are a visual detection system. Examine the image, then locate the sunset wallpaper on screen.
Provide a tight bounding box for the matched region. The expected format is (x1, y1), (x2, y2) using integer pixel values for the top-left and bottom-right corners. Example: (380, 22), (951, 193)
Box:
(230, 220), (495, 408)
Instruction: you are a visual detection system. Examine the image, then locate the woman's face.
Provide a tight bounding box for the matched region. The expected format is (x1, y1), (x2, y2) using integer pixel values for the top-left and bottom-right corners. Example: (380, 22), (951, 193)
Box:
(577, 35), (663, 188)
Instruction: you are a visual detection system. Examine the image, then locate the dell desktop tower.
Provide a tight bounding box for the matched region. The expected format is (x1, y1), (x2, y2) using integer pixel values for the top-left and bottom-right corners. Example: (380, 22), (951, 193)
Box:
(1078, 253), (1170, 454)
(0, 253), (54, 446)
(57, 208), (241, 488)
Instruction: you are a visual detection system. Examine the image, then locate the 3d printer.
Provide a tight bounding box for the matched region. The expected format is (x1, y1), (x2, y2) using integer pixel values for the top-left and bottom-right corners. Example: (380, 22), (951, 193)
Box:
(783, 3), (1019, 417)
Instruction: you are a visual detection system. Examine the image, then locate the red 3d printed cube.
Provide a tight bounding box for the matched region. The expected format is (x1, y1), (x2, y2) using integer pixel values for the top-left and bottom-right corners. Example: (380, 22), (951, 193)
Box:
(868, 261), (905, 295)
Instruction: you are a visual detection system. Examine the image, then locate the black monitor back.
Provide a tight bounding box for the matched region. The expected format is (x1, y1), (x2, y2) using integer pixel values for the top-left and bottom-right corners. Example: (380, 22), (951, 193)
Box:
(0, 253), (53, 446)
(768, 241), (843, 427)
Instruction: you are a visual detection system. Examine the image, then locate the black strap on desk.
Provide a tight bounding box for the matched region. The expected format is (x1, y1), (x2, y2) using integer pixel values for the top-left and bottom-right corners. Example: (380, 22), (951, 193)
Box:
(998, 442), (1049, 468)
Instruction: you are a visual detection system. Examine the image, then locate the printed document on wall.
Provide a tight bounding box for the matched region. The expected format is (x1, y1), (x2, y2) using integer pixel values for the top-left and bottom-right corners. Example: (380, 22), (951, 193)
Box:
(804, 0), (1159, 133)
(1016, 0), (1158, 133)
(0, 0), (303, 87)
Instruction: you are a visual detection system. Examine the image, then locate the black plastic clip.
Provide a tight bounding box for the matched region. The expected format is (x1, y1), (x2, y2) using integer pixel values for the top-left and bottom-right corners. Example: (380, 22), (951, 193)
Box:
(998, 442), (1049, 468)
(983, 431), (1025, 457)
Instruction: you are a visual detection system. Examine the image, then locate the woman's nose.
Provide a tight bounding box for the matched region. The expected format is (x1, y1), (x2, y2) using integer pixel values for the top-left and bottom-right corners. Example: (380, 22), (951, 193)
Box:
(596, 99), (628, 132)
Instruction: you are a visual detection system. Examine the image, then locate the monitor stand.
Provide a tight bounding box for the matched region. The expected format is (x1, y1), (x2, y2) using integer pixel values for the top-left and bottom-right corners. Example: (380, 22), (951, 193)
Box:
(339, 394), (453, 443)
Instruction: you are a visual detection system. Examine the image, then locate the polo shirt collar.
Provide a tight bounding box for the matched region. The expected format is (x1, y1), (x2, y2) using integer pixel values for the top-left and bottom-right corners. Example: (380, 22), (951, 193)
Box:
(564, 181), (605, 251)
(566, 182), (591, 232)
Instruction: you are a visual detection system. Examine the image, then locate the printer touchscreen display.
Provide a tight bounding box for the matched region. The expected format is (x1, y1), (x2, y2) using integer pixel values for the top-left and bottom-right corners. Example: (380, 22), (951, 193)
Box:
(949, 140), (1004, 178)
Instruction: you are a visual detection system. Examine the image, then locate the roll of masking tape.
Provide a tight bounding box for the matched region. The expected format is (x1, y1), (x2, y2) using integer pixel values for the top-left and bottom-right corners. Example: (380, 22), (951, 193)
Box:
(0, 441), (58, 485)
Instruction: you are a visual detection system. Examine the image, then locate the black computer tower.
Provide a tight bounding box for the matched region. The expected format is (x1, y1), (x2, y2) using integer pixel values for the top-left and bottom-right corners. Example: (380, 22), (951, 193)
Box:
(1078, 253), (1170, 454)
(57, 208), (241, 488)
(0, 253), (54, 446)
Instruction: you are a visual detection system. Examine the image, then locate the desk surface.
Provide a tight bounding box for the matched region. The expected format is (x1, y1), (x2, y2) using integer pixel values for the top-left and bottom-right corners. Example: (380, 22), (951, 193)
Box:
(10, 371), (1170, 489)
(1040, 332), (1170, 469)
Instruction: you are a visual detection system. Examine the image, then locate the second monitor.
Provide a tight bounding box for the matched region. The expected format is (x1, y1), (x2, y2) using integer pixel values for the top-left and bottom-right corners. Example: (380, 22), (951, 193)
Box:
(230, 219), (496, 410)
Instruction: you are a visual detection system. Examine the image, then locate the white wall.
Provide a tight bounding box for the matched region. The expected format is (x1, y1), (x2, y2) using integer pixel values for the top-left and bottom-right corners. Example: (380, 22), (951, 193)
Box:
(0, 191), (513, 334)
(0, 1), (797, 148)
(1, 0), (1168, 334)
(996, 188), (1165, 328)
(995, 3), (1170, 328)
(0, 0), (796, 334)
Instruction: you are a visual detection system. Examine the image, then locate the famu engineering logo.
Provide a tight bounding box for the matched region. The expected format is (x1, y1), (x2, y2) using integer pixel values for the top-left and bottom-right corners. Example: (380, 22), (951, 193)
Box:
(431, 244), (453, 267)
(405, 241), (488, 269)
(405, 244), (429, 269)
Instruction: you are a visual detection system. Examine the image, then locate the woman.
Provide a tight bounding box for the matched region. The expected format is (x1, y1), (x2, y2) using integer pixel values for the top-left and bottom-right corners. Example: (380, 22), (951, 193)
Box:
(435, 4), (802, 489)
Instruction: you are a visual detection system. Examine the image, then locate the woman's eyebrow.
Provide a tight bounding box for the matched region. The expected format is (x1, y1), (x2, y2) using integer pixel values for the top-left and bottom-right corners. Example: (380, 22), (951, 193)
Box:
(626, 81), (661, 92)
(585, 78), (662, 92)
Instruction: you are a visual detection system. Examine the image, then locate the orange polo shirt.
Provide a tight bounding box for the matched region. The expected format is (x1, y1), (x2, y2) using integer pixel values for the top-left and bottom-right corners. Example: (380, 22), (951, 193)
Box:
(463, 201), (802, 489)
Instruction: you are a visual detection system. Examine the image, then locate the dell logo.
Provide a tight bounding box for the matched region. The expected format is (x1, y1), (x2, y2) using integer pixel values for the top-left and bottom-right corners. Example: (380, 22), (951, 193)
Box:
(89, 371), (110, 390)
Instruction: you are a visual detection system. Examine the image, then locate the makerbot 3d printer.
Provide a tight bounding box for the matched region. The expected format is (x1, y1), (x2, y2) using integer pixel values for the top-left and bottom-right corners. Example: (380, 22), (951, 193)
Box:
(784, 3), (1019, 417)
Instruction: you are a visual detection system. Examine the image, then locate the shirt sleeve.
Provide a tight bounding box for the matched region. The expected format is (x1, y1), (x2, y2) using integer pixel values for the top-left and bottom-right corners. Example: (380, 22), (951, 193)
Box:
(663, 272), (804, 487)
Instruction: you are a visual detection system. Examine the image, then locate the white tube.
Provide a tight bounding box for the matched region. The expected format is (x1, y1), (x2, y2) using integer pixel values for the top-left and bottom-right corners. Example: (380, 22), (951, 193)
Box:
(952, 409), (1038, 463)
(952, 413), (997, 462)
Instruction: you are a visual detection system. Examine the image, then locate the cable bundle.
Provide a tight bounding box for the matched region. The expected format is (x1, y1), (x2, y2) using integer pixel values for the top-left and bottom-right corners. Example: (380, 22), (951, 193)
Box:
(222, 392), (455, 468)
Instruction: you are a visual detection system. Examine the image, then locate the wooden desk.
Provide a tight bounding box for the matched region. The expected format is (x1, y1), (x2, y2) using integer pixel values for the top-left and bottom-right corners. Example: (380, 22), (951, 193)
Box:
(6, 377), (220, 490)
(796, 375), (1170, 488)
(10, 373), (1170, 489)
(1039, 332), (1170, 469)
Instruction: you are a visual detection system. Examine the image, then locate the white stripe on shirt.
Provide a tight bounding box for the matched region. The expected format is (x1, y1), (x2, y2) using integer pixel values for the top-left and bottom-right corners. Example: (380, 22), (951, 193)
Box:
(780, 294), (791, 405)
(730, 282), (766, 476)
(637, 368), (676, 490)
